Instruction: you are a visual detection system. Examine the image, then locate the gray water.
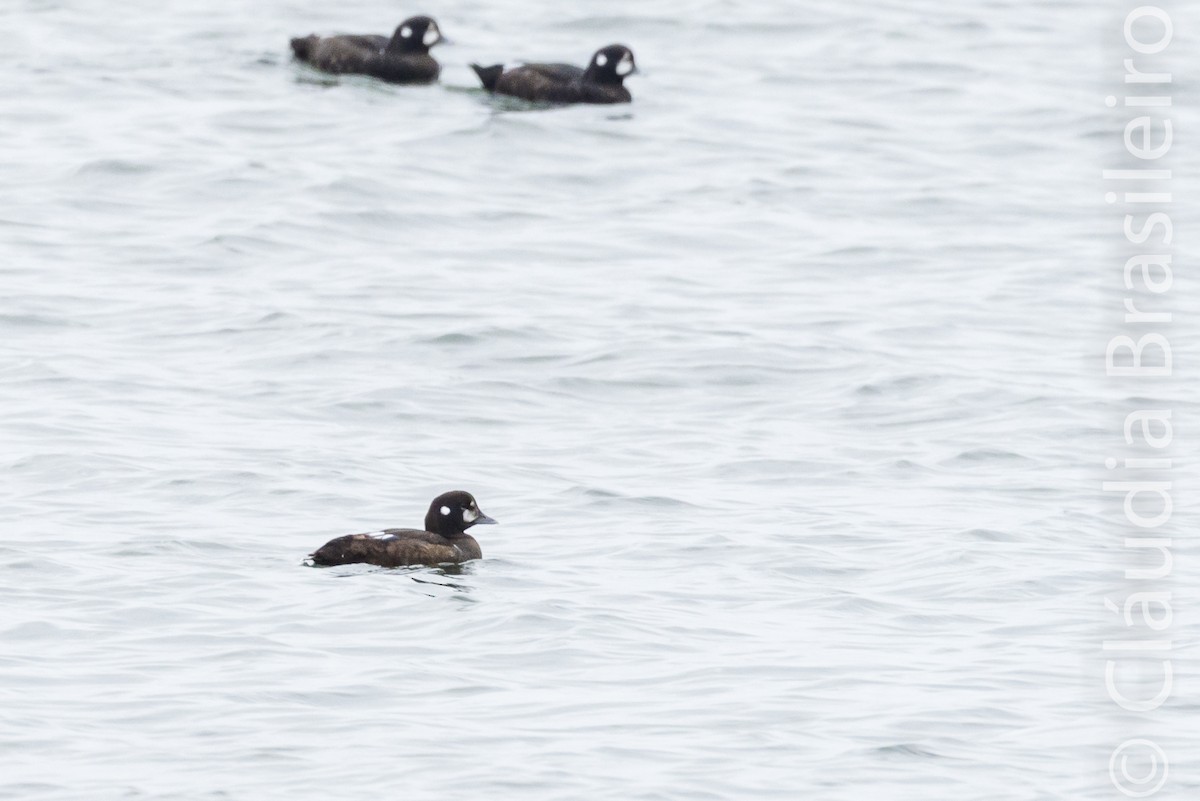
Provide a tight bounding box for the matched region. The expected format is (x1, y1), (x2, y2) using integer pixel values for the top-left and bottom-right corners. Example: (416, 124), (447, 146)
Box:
(3, 0), (1198, 798)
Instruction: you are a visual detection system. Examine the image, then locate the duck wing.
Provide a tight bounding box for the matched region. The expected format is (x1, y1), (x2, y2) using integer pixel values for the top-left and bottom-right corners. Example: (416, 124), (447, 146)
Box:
(519, 62), (586, 82)
(494, 64), (583, 102)
(293, 35), (379, 73)
(345, 34), (390, 53)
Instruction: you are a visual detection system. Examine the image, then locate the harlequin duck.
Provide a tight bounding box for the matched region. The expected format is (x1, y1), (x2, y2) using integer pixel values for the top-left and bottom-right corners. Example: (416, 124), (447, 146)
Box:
(307, 491), (496, 568)
(290, 15), (445, 84)
(471, 44), (636, 104)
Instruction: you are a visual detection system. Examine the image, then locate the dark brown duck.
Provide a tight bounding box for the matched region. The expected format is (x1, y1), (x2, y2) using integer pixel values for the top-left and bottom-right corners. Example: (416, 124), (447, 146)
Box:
(308, 491), (496, 568)
(471, 44), (637, 104)
(290, 15), (444, 84)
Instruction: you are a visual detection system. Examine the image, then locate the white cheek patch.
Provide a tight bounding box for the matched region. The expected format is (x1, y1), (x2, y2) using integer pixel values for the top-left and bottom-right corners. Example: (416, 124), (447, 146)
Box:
(463, 508), (479, 523)
(595, 53), (608, 67)
(616, 54), (634, 75)
(423, 26), (439, 46)
(440, 505), (450, 516)
(400, 26), (412, 38)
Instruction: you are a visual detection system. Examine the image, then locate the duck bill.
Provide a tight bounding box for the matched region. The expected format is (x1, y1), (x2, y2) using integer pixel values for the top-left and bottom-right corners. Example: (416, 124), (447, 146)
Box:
(474, 513), (498, 525)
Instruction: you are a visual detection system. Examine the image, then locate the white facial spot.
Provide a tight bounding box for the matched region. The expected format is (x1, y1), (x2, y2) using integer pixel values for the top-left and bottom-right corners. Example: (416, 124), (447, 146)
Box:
(595, 53), (608, 67)
(440, 505), (450, 516)
(400, 26), (412, 38)
(616, 52), (634, 75)
(463, 508), (479, 523)
(423, 25), (439, 46)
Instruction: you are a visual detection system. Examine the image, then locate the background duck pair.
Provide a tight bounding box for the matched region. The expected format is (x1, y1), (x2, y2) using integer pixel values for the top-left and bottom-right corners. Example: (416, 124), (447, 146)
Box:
(290, 15), (637, 104)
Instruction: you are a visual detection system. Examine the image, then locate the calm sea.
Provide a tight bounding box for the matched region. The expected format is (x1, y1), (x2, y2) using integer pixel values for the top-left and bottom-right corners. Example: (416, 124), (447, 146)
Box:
(2, 0), (1198, 798)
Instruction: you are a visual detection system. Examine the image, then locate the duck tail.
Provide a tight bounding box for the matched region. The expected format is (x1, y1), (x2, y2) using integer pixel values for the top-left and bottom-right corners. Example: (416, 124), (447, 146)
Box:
(470, 63), (504, 92)
(290, 35), (317, 60)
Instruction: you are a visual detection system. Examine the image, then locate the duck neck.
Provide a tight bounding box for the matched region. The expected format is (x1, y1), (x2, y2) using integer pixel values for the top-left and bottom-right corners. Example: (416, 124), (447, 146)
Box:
(386, 34), (424, 55)
(584, 66), (621, 85)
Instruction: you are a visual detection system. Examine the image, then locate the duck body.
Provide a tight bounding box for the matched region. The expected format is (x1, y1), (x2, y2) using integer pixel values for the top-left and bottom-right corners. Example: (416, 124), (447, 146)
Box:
(290, 16), (444, 84)
(472, 44), (636, 104)
(309, 528), (481, 568)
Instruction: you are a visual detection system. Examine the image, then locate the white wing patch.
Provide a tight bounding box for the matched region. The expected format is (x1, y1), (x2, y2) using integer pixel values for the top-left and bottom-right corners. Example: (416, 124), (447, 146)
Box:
(365, 531), (397, 540)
